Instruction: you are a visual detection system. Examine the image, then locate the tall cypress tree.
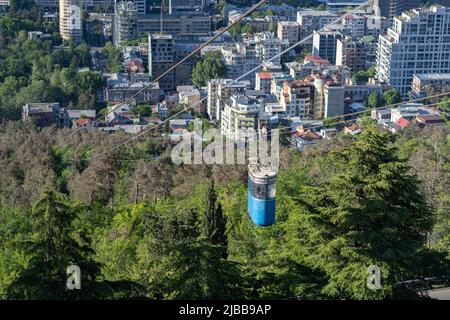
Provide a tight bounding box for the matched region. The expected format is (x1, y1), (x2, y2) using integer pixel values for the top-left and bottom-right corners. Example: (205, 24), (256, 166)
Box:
(202, 179), (228, 258)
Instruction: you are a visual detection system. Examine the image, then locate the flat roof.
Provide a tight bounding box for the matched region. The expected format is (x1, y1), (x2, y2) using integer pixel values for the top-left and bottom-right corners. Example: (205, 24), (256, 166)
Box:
(297, 10), (337, 17)
(414, 73), (450, 81)
(426, 287), (450, 300)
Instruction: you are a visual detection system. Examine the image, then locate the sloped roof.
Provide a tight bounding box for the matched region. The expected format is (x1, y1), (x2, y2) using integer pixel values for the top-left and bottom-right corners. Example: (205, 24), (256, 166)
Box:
(395, 117), (410, 128)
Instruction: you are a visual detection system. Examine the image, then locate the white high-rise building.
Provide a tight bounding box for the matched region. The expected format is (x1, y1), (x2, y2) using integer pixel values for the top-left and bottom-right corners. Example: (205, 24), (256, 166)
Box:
(243, 32), (288, 65)
(221, 43), (261, 87)
(376, 5), (450, 99)
(341, 14), (366, 39)
(59, 0), (83, 44)
(207, 78), (249, 122)
(221, 95), (261, 140)
(297, 10), (338, 48)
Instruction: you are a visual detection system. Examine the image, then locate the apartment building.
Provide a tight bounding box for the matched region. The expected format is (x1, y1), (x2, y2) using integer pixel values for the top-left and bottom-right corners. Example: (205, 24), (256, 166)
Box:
(279, 80), (314, 119)
(312, 30), (343, 65)
(169, 0), (206, 14)
(113, 2), (212, 45)
(22, 103), (70, 128)
(148, 33), (175, 91)
(277, 21), (300, 45)
(59, 0), (83, 44)
(243, 32), (289, 65)
(342, 14), (366, 39)
(297, 10), (338, 49)
(221, 95), (261, 140)
(285, 55), (332, 79)
(360, 35), (379, 68)
(336, 37), (366, 71)
(373, 0), (426, 20)
(255, 71), (289, 94)
(113, 1), (138, 46)
(207, 78), (249, 122)
(104, 73), (160, 104)
(377, 5), (450, 99)
(412, 73), (450, 98)
(221, 43), (261, 87)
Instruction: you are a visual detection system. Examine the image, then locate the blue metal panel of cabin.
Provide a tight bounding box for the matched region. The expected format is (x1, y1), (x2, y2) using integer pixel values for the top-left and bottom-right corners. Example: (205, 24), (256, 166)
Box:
(248, 190), (276, 227)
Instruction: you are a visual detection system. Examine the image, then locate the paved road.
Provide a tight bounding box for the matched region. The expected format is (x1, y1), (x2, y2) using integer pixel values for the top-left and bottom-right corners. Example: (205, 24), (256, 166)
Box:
(426, 288), (450, 300)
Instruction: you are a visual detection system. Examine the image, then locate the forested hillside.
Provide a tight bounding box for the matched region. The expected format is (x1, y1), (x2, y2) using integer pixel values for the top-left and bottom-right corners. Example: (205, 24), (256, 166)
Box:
(0, 122), (448, 299)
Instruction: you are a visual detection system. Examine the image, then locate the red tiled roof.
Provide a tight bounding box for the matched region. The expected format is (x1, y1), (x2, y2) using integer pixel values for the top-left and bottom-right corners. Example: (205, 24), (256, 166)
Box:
(293, 130), (322, 141)
(395, 117), (410, 128)
(345, 123), (362, 132)
(257, 72), (272, 80)
(301, 131), (322, 141)
(304, 55), (330, 65)
(75, 118), (90, 127)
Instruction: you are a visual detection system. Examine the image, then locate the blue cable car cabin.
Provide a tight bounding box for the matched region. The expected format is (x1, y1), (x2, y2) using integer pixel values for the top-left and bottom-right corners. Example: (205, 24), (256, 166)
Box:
(248, 163), (277, 227)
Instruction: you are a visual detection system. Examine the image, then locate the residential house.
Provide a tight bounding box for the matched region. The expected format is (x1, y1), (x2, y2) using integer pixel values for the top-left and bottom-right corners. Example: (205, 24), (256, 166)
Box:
(22, 103), (69, 128)
(291, 130), (322, 151)
(344, 123), (362, 135)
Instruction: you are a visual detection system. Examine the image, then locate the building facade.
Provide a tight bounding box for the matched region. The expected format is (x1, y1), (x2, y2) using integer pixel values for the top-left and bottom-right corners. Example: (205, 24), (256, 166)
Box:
(336, 37), (366, 71)
(221, 43), (261, 87)
(113, 2), (212, 45)
(113, 1), (138, 46)
(377, 5), (450, 99)
(221, 95), (261, 140)
(207, 78), (249, 122)
(22, 103), (70, 128)
(312, 30), (343, 65)
(104, 73), (160, 104)
(277, 21), (299, 45)
(59, 0), (83, 44)
(279, 80), (314, 119)
(148, 33), (175, 91)
(412, 73), (450, 98)
(341, 14), (366, 39)
(169, 0), (206, 14)
(297, 10), (338, 49)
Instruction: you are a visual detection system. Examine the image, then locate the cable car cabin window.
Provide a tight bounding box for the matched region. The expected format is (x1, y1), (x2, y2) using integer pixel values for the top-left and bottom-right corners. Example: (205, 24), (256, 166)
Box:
(249, 178), (267, 200)
(253, 183), (266, 199)
(267, 182), (276, 199)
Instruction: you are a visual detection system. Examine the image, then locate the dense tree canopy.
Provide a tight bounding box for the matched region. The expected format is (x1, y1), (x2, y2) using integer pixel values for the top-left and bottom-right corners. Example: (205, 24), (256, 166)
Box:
(0, 34), (105, 121)
(286, 128), (443, 299)
(383, 88), (402, 105)
(0, 122), (448, 299)
(352, 66), (376, 84)
(191, 51), (227, 88)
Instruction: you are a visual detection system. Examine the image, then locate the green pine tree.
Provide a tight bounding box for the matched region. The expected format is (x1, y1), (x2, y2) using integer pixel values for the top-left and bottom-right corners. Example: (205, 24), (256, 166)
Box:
(6, 191), (113, 299)
(288, 127), (447, 299)
(154, 239), (245, 299)
(202, 179), (228, 258)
